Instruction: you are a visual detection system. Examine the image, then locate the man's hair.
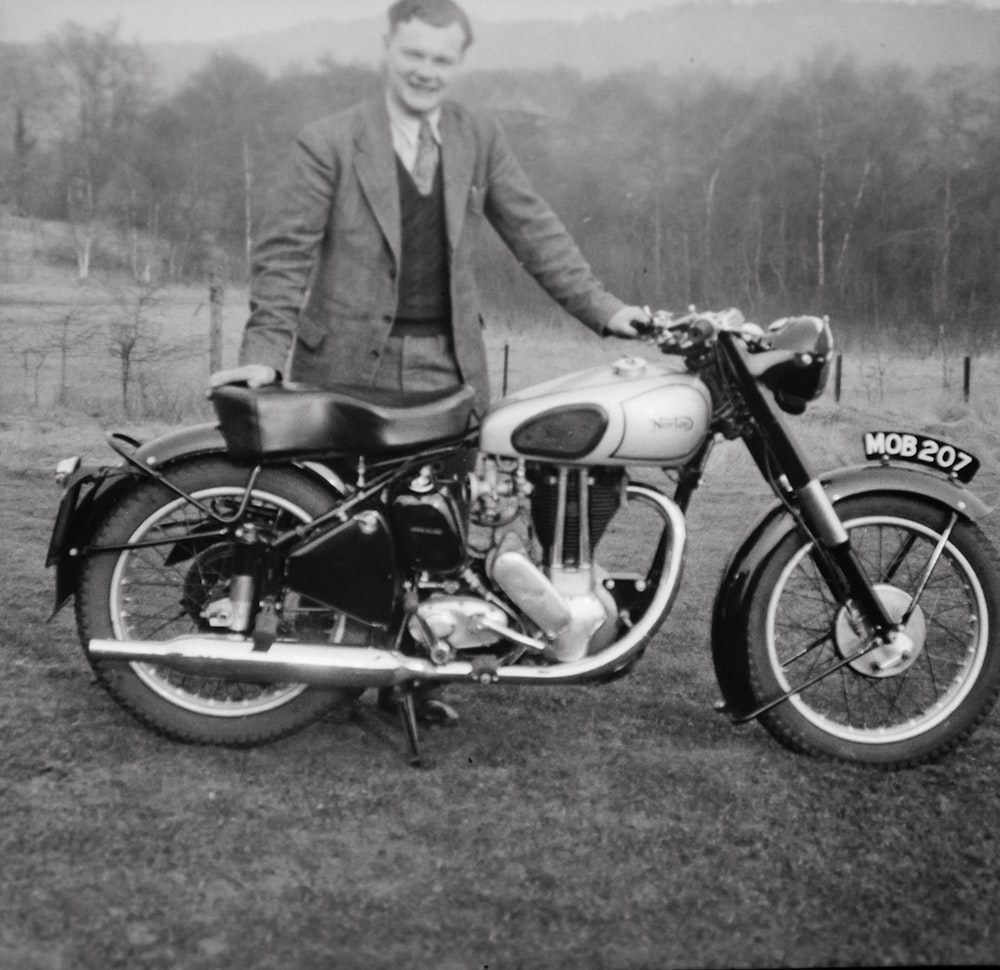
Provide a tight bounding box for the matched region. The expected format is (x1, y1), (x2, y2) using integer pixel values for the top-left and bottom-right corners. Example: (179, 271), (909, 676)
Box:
(387, 0), (474, 50)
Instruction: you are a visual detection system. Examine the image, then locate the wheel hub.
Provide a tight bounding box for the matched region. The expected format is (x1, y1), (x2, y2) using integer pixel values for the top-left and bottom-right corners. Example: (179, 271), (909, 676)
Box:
(834, 584), (927, 678)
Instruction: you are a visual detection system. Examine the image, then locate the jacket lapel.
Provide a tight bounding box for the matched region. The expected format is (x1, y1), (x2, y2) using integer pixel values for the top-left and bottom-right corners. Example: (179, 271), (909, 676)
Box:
(440, 104), (476, 256)
(354, 99), (476, 265)
(354, 99), (401, 266)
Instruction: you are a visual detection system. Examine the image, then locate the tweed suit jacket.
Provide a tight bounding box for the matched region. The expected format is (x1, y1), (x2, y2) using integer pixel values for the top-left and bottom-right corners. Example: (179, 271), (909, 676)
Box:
(240, 97), (625, 414)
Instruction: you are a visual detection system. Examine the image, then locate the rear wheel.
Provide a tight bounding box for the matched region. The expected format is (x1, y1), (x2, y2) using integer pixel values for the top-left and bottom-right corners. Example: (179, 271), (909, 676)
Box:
(746, 495), (1000, 767)
(76, 459), (368, 746)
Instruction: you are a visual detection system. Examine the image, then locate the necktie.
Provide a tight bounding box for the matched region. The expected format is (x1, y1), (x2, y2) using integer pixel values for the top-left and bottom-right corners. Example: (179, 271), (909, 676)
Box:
(411, 118), (439, 196)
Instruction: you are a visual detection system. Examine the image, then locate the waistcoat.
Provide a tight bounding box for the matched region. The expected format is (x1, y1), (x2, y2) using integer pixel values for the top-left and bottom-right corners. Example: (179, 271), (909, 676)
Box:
(395, 155), (451, 321)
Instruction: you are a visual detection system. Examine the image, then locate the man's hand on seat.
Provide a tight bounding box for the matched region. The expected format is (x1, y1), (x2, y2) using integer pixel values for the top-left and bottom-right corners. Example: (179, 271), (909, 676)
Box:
(209, 365), (280, 388)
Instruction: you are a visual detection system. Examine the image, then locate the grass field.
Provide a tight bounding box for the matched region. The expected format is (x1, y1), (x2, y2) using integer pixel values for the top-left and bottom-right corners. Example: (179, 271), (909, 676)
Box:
(3, 276), (1000, 968)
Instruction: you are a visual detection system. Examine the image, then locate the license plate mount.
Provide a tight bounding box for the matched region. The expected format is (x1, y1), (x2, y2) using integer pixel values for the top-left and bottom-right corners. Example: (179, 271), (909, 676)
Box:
(863, 431), (980, 484)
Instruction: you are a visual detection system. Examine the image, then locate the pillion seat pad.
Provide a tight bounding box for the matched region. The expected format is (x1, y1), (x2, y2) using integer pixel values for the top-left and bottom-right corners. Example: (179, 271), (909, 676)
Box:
(210, 382), (476, 460)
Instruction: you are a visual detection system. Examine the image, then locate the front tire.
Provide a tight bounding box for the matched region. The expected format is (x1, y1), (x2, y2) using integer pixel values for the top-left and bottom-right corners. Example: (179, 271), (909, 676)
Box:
(745, 495), (1000, 767)
(77, 458), (362, 746)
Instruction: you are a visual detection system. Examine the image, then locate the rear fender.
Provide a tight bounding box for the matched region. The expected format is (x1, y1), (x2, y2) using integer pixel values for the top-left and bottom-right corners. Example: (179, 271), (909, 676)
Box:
(132, 423), (350, 493)
(48, 422), (350, 616)
(47, 466), (140, 617)
(132, 422), (229, 468)
(711, 463), (992, 718)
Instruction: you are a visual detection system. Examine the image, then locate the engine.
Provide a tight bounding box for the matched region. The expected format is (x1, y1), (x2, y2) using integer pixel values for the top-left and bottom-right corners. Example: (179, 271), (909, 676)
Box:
(405, 456), (624, 665)
(526, 464), (624, 566)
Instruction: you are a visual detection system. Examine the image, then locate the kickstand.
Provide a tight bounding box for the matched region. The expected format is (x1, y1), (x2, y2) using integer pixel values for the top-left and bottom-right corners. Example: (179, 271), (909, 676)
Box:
(397, 688), (424, 768)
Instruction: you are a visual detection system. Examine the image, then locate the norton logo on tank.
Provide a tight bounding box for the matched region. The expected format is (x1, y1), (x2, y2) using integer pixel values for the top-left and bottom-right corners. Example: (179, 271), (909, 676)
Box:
(651, 415), (695, 433)
(613, 379), (711, 463)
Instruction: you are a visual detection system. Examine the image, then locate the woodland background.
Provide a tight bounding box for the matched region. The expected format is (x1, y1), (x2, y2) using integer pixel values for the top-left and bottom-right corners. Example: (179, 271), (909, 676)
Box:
(2, 0), (1000, 355)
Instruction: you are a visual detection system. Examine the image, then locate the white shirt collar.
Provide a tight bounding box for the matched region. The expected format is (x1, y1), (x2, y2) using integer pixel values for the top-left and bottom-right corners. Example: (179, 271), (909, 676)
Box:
(386, 96), (441, 168)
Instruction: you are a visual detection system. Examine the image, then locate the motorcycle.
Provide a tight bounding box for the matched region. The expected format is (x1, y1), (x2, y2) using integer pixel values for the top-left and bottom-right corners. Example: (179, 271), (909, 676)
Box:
(47, 309), (1000, 767)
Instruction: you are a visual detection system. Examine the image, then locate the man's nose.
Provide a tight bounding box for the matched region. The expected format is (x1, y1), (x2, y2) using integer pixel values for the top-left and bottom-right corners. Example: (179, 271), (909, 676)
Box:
(412, 58), (436, 79)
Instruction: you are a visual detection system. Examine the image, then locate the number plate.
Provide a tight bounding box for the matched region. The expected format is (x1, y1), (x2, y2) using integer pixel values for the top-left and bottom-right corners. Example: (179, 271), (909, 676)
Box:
(863, 431), (980, 483)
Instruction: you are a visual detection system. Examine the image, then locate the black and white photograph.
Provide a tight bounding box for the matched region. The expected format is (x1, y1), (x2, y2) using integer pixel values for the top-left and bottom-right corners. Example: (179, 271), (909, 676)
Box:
(2, 1), (1000, 966)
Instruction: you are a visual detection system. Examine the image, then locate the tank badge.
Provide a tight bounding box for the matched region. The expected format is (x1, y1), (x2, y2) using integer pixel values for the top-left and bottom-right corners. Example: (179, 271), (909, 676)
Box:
(652, 416), (695, 433)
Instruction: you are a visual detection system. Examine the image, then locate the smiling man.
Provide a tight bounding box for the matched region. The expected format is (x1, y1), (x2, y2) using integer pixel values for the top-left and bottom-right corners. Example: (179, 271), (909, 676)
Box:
(214, 0), (650, 725)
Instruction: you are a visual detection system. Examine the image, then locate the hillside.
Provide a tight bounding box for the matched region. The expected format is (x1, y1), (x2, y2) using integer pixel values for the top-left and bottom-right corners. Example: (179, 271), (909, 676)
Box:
(145, 0), (1000, 88)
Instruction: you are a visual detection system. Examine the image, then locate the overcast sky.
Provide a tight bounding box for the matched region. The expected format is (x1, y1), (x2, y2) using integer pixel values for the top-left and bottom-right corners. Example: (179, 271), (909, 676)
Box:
(2, 0), (999, 44)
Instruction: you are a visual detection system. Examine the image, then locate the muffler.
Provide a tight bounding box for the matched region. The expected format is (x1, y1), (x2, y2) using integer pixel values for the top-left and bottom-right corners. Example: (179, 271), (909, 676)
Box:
(88, 637), (467, 688)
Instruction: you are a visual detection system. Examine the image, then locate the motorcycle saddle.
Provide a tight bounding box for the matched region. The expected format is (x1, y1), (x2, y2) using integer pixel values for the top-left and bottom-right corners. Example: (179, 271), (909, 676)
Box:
(210, 382), (476, 460)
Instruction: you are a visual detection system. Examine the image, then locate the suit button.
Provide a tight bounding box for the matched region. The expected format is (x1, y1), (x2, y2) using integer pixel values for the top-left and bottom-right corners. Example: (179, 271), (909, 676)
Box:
(382, 313), (393, 323)
(370, 349), (380, 359)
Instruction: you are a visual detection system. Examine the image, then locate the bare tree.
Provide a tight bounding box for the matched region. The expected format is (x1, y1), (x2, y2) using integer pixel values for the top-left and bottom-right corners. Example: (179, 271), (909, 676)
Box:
(104, 277), (202, 414)
(52, 304), (102, 405)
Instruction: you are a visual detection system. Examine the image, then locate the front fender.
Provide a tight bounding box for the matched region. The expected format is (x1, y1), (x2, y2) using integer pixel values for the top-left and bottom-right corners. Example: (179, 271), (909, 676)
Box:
(710, 463), (992, 718)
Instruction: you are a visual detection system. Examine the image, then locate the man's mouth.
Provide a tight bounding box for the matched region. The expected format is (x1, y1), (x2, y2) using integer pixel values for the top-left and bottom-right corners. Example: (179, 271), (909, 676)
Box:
(407, 80), (440, 95)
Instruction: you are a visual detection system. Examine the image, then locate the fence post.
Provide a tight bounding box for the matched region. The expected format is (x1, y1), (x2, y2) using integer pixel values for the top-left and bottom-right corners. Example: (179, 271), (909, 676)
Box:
(964, 356), (971, 403)
(209, 268), (224, 375)
(834, 353), (843, 403)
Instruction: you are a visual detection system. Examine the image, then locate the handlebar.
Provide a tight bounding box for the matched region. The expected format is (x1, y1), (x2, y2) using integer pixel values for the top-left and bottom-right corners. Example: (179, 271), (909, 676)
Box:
(638, 307), (752, 357)
(640, 307), (828, 361)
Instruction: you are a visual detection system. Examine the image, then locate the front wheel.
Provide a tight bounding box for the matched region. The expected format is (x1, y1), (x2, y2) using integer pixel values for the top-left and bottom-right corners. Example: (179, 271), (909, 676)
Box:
(76, 458), (365, 746)
(745, 495), (1000, 767)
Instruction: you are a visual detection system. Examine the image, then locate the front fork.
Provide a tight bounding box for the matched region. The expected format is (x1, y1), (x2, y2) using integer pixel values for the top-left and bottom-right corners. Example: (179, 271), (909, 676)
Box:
(794, 480), (900, 642)
(721, 332), (898, 642)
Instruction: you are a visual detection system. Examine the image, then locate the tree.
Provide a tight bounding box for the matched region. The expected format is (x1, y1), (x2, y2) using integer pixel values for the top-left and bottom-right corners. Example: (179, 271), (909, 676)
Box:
(168, 54), (272, 278)
(104, 278), (199, 413)
(46, 22), (152, 279)
(0, 45), (54, 215)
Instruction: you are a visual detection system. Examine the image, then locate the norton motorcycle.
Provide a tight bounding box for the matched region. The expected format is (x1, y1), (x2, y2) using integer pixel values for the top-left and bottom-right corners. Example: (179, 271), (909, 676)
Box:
(47, 309), (1000, 767)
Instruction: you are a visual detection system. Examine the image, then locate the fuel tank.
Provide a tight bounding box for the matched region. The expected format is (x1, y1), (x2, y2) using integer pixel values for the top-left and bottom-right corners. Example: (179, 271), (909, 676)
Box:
(480, 356), (713, 466)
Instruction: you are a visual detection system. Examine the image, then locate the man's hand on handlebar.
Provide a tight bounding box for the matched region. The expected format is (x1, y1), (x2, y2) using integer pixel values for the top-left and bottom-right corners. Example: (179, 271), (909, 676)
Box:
(208, 364), (280, 389)
(605, 305), (653, 339)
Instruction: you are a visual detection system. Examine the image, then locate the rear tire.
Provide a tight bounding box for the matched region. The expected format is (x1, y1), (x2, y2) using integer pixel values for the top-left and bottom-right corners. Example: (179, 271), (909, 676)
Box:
(745, 495), (1000, 767)
(76, 458), (364, 746)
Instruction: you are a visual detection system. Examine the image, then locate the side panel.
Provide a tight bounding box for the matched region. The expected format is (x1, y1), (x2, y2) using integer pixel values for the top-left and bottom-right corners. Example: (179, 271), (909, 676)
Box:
(286, 512), (398, 624)
(710, 464), (992, 718)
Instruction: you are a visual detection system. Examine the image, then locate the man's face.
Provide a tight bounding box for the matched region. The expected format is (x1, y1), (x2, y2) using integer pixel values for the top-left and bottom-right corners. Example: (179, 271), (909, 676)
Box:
(383, 17), (467, 118)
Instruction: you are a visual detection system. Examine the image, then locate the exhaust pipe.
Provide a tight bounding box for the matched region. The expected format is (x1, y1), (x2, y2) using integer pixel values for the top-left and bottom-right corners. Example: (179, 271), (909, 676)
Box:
(88, 637), (469, 688)
(91, 487), (685, 689)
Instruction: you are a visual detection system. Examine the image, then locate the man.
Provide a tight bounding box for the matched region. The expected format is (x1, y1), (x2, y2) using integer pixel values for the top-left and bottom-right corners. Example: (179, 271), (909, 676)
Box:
(212, 0), (650, 724)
